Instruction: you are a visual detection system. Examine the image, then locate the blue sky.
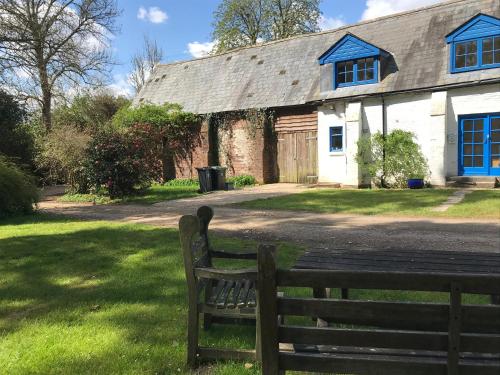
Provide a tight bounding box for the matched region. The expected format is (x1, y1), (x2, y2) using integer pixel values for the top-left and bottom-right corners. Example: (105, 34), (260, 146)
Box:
(109, 0), (443, 96)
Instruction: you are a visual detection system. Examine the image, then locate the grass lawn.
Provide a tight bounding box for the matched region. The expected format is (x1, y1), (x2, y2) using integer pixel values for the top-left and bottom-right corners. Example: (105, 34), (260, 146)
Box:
(0, 214), (301, 375)
(59, 183), (201, 205)
(237, 189), (500, 219)
(0, 214), (491, 374)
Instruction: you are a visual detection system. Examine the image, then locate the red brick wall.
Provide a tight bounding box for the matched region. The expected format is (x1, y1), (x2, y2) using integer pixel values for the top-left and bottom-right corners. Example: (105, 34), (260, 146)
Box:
(175, 121), (210, 179)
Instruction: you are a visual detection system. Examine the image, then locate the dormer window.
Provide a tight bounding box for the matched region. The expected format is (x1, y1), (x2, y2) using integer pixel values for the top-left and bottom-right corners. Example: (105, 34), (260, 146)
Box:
(319, 34), (384, 89)
(446, 14), (500, 73)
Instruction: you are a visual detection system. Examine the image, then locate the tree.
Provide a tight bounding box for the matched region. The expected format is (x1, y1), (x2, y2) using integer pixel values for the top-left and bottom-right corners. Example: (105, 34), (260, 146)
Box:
(212, 0), (321, 52)
(0, 0), (120, 132)
(112, 103), (201, 181)
(52, 92), (130, 132)
(129, 36), (164, 94)
(0, 90), (35, 167)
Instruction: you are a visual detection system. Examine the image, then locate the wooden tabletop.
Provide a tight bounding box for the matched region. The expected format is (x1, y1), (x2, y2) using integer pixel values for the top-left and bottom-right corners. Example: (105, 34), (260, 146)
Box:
(294, 248), (500, 274)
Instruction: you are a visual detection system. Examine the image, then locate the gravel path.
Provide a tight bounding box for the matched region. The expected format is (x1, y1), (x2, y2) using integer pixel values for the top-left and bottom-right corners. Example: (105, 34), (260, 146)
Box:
(39, 184), (500, 253)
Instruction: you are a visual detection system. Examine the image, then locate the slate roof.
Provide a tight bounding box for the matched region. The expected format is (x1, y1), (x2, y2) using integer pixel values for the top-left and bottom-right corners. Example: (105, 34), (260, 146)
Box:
(134, 0), (500, 114)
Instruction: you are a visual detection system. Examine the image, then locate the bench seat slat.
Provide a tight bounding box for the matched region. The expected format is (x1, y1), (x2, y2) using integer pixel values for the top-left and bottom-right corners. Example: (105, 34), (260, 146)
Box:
(277, 269), (500, 294)
(279, 326), (500, 354)
(278, 297), (500, 333)
(279, 351), (500, 375)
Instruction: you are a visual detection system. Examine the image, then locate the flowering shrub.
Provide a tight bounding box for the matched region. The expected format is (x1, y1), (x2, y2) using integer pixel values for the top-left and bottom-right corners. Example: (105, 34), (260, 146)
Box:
(84, 124), (163, 198)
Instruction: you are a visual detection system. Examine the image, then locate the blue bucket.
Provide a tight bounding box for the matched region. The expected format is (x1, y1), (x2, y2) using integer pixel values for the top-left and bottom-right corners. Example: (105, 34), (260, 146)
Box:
(408, 179), (425, 189)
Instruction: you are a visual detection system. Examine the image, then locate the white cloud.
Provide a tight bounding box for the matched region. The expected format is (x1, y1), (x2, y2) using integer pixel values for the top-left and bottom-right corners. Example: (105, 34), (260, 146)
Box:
(108, 73), (134, 97)
(361, 0), (444, 20)
(319, 15), (346, 31)
(187, 41), (215, 58)
(137, 6), (168, 24)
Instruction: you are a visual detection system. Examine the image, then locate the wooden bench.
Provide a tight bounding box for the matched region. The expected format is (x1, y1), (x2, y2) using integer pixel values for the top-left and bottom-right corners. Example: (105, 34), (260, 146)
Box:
(257, 244), (500, 375)
(179, 206), (261, 367)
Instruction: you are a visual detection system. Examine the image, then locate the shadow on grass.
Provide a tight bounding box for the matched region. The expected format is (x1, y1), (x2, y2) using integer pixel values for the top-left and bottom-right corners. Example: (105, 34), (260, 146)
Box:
(0, 217), (262, 374)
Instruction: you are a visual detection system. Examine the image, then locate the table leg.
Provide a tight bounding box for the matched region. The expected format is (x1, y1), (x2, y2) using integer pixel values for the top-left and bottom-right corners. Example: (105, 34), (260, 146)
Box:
(313, 288), (330, 328)
(341, 288), (349, 300)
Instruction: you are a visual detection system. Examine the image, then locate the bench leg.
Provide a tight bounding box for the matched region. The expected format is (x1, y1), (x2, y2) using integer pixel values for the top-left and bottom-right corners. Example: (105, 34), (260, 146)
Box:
(341, 288), (349, 300)
(187, 304), (199, 368)
(491, 295), (500, 305)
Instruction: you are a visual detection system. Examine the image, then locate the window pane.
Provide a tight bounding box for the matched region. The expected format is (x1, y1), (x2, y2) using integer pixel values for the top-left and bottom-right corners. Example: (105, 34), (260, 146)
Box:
(483, 38), (493, 52)
(337, 61), (346, 71)
(495, 50), (500, 64)
(474, 144), (483, 155)
(474, 132), (483, 142)
(345, 61), (354, 71)
(366, 69), (374, 80)
(492, 156), (500, 168)
(483, 51), (494, 65)
(357, 69), (365, 82)
(491, 118), (500, 131)
(463, 156), (473, 167)
(474, 120), (484, 131)
(467, 41), (477, 53)
(331, 127), (342, 135)
(492, 132), (500, 142)
(463, 144), (473, 154)
(365, 57), (374, 68)
(466, 53), (477, 67)
(474, 156), (483, 167)
(456, 43), (466, 55)
(492, 144), (500, 154)
(463, 120), (474, 131)
(345, 71), (354, 83)
(495, 37), (500, 50)
(331, 136), (342, 150)
(337, 72), (346, 84)
(464, 132), (473, 142)
(455, 55), (466, 68)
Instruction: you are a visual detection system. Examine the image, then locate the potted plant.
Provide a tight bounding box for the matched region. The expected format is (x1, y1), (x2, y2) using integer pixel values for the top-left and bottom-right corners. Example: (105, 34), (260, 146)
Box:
(407, 176), (425, 189)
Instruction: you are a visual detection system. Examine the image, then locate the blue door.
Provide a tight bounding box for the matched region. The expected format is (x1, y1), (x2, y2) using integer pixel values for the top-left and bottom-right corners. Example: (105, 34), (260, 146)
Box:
(459, 114), (500, 176)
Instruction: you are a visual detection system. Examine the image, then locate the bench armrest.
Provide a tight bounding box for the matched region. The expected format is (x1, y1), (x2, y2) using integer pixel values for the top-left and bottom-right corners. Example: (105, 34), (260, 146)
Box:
(210, 249), (258, 260)
(194, 267), (257, 281)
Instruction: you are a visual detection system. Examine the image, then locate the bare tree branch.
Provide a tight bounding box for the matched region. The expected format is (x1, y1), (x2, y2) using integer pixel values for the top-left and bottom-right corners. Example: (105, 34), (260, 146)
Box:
(128, 35), (163, 94)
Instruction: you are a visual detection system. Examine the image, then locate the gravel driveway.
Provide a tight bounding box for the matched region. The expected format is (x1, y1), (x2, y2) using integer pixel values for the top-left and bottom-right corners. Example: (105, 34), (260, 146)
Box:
(39, 184), (500, 253)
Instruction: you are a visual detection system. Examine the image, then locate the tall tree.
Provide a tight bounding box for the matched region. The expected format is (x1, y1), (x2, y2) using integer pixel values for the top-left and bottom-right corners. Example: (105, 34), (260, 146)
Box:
(129, 36), (164, 94)
(0, 0), (120, 132)
(212, 0), (321, 52)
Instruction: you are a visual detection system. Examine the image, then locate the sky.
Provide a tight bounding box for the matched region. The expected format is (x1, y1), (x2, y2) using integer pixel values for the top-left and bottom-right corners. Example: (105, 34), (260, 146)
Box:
(108, 0), (444, 97)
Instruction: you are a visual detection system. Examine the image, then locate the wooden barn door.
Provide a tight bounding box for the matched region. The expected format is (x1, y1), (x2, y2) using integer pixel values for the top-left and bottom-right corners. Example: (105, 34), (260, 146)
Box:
(277, 131), (317, 183)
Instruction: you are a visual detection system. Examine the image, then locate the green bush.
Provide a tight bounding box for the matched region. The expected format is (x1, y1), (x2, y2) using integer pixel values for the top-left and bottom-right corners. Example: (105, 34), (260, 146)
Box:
(227, 174), (256, 187)
(356, 130), (429, 188)
(83, 124), (163, 198)
(163, 178), (199, 187)
(0, 157), (39, 218)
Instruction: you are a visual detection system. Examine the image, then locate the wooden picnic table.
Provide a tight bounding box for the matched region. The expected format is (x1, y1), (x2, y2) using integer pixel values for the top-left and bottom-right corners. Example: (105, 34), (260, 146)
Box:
(294, 247), (500, 304)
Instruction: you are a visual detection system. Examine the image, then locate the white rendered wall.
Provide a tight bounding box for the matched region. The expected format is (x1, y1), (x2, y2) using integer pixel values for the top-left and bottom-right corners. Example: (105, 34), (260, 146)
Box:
(317, 84), (500, 186)
(446, 84), (500, 177)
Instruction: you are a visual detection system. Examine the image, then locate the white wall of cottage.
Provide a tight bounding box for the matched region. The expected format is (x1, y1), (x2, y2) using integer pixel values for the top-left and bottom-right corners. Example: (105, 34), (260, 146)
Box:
(317, 83), (500, 186)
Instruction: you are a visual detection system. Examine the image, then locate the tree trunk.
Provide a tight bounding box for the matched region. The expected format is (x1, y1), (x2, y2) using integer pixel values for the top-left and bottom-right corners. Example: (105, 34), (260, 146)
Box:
(38, 61), (52, 132)
(162, 139), (176, 181)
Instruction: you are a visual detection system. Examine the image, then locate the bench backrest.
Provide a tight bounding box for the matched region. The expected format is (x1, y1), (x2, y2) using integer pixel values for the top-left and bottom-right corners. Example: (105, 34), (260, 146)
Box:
(257, 245), (500, 375)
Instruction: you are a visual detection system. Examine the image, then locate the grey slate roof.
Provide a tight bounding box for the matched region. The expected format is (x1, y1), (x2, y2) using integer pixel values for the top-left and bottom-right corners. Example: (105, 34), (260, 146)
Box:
(134, 0), (500, 114)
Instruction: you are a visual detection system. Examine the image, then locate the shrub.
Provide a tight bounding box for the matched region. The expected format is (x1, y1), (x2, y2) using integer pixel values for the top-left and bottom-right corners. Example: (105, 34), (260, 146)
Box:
(356, 130), (429, 188)
(36, 125), (91, 191)
(164, 178), (199, 187)
(0, 157), (39, 218)
(84, 124), (163, 198)
(227, 174), (256, 187)
(112, 103), (201, 181)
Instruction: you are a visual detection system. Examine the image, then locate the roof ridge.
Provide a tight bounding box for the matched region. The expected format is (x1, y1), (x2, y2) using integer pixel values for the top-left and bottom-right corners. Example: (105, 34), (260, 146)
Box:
(155, 0), (474, 69)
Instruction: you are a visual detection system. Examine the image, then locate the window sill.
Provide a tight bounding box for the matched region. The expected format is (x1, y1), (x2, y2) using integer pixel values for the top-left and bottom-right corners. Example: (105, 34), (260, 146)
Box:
(329, 151), (345, 156)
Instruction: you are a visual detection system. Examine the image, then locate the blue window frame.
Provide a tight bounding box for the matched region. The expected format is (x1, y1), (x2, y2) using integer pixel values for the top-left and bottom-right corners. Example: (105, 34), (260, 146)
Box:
(329, 126), (343, 152)
(451, 36), (500, 72)
(446, 14), (500, 73)
(458, 113), (500, 176)
(335, 57), (378, 88)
